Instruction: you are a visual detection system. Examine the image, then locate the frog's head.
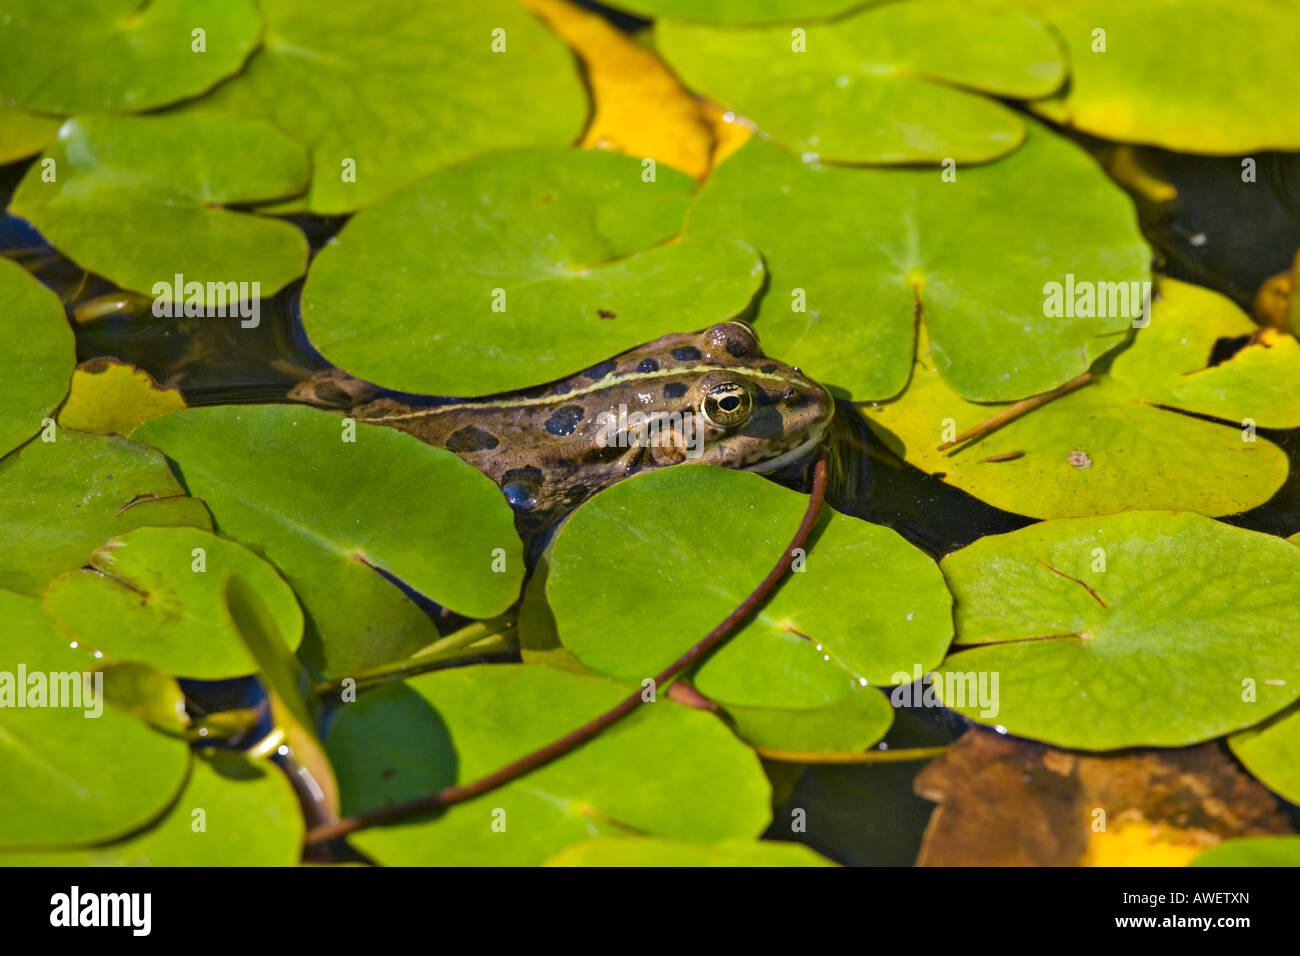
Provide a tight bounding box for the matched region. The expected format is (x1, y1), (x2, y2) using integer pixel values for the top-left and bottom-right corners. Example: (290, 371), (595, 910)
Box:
(598, 321), (834, 474)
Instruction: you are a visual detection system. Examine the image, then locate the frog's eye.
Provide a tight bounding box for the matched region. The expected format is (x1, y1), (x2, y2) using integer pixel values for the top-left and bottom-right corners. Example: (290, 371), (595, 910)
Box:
(701, 382), (753, 428)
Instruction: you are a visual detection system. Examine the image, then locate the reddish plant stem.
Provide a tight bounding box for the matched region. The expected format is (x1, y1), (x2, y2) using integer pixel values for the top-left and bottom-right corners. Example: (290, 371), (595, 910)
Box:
(304, 456), (829, 847)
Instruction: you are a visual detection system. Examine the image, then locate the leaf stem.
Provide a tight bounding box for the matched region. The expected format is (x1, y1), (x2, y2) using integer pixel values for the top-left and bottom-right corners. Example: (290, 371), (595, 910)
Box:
(314, 613), (517, 697)
(936, 372), (1092, 452)
(303, 456), (829, 847)
(755, 744), (948, 764)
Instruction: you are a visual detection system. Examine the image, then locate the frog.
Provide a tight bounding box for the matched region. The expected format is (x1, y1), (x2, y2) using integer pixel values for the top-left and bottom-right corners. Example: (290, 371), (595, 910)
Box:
(288, 321), (834, 541)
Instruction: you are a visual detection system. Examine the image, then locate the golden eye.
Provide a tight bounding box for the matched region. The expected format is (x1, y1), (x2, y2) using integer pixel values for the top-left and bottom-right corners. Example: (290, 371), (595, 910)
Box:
(701, 382), (753, 428)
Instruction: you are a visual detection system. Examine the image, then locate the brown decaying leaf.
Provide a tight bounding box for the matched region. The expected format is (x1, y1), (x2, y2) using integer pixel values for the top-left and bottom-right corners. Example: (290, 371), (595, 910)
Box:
(913, 729), (1293, 866)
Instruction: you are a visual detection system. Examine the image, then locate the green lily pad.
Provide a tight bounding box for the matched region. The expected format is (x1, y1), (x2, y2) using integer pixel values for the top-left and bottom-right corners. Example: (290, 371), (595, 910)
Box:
(657, 0), (1064, 164)
(543, 836), (837, 866)
(1229, 703), (1300, 806)
(602, 0), (860, 24)
(935, 512), (1300, 749)
(326, 664), (772, 865)
(0, 429), (212, 597)
(2, 751), (304, 866)
(0, 589), (190, 848)
(0, 257), (75, 458)
(1023, 0), (1300, 153)
(44, 526), (303, 680)
(301, 147), (764, 396)
(185, 0), (587, 213)
(0, 102), (59, 164)
(687, 120), (1150, 402)
(10, 112), (310, 306)
(1190, 836), (1300, 867)
(864, 279), (1300, 519)
(545, 465), (953, 751)
(132, 405), (524, 677)
(0, 0), (261, 113)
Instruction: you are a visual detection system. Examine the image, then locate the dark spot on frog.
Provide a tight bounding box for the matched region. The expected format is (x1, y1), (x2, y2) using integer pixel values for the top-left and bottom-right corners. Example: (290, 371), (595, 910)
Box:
(544, 405), (585, 436)
(597, 308), (617, 319)
(551, 382), (571, 396)
(520, 383), (549, 399)
(502, 484), (538, 512)
(445, 425), (499, 452)
(672, 346), (702, 362)
(636, 358), (659, 373)
(584, 359), (617, 380)
(663, 382), (688, 399)
(760, 364), (777, 374)
(784, 391), (808, 409)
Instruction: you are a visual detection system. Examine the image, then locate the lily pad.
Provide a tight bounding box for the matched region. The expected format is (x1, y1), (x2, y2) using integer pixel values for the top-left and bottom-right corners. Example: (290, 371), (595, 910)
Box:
(545, 465), (953, 751)
(687, 120), (1150, 402)
(326, 664), (772, 865)
(657, 0), (1064, 164)
(1023, 0), (1300, 153)
(0, 589), (190, 848)
(0, 429), (212, 597)
(2, 751), (304, 866)
(57, 358), (186, 436)
(301, 147), (764, 396)
(1229, 704), (1300, 806)
(863, 279), (1300, 519)
(543, 836), (837, 866)
(602, 0), (861, 23)
(0, 256), (75, 457)
(44, 526), (303, 680)
(132, 405), (524, 677)
(186, 0), (587, 213)
(10, 113), (310, 306)
(0, 102), (59, 164)
(935, 512), (1300, 749)
(0, 0), (261, 113)
(1190, 836), (1300, 867)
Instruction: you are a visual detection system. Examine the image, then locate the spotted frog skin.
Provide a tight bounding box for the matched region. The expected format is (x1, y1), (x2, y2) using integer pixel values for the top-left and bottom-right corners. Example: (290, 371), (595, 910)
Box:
(292, 322), (833, 536)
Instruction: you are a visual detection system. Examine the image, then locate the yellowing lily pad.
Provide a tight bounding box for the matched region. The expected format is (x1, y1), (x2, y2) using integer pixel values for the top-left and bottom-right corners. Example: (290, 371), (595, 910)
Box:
(863, 279), (1300, 519)
(57, 358), (186, 436)
(657, 0), (1065, 164)
(524, 0), (715, 181)
(0, 0), (261, 113)
(326, 664), (772, 865)
(302, 148), (764, 396)
(1023, 0), (1300, 153)
(0, 102), (59, 164)
(3, 751), (303, 866)
(687, 120), (1150, 402)
(0, 429), (212, 597)
(188, 0), (587, 213)
(0, 257), (74, 458)
(935, 512), (1300, 749)
(543, 836), (837, 866)
(132, 406), (524, 677)
(544, 465), (953, 751)
(44, 526), (303, 680)
(0, 589), (190, 849)
(10, 113), (310, 307)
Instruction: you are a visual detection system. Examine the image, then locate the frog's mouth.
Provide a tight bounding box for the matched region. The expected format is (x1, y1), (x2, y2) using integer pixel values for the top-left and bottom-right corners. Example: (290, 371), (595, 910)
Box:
(744, 425), (828, 475)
